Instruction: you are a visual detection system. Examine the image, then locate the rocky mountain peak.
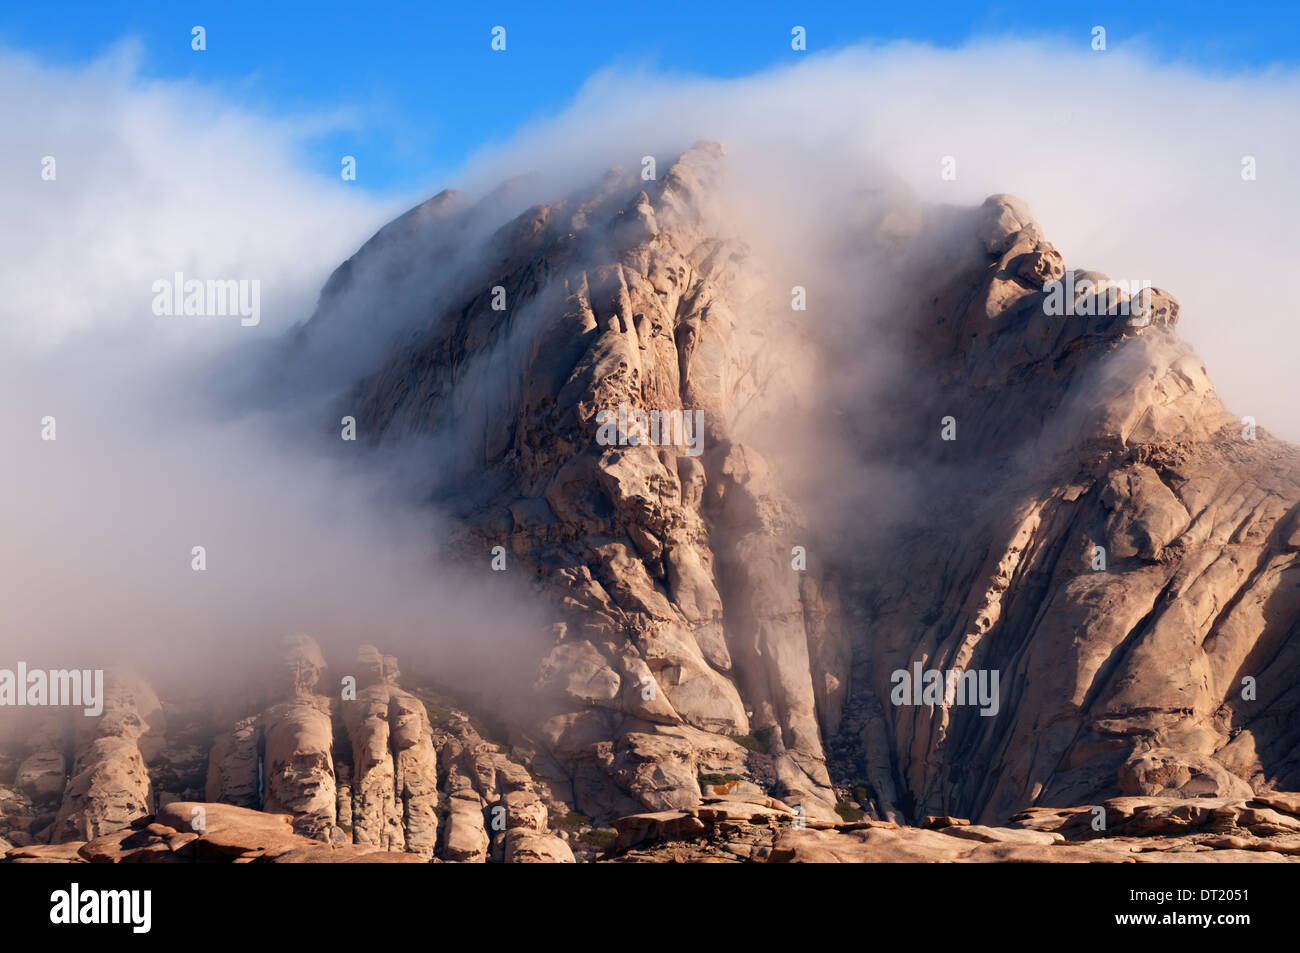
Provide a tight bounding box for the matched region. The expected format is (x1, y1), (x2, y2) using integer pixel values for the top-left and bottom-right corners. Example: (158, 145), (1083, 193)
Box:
(7, 143), (1300, 865)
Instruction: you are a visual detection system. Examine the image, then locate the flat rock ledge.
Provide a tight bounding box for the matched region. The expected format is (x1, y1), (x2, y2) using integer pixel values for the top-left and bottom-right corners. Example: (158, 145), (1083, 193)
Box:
(598, 793), (1300, 863)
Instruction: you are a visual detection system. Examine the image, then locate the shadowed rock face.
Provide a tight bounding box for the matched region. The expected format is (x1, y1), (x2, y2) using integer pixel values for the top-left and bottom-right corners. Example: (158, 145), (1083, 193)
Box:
(5, 146), (1300, 862)
(838, 194), (1300, 825)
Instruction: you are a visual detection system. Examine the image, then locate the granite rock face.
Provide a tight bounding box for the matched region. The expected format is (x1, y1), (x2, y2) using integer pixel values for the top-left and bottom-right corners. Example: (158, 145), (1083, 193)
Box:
(5, 147), (1300, 862)
(298, 148), (1300, 829)
(3, 638), (577, 863)
(50, 671), (162, 844)
(304, 143), (848, 820)
(840, 194), (1300, 825)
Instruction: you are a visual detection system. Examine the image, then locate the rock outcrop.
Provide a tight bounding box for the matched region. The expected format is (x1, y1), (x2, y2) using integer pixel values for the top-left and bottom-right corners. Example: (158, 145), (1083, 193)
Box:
(50, 671), (162, 843)
(260, 635), (336, 839)
(2, 640), (574, 863)
(5, 145), (1300, 862)
(295, 148), (1300, 829)
(342, 646), (439, 858)
(303, 143), (847, 820)
(588, 791), (1300, 864)
(833, 193), (1300, 825)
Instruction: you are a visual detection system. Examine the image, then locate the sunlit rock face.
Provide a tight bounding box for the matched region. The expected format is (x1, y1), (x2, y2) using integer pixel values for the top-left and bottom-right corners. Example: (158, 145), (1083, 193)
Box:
(6, 146), (1300, 863)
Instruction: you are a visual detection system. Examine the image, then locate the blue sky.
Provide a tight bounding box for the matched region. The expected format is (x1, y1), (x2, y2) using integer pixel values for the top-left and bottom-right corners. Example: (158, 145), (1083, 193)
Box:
(3, 1), (1297, 193)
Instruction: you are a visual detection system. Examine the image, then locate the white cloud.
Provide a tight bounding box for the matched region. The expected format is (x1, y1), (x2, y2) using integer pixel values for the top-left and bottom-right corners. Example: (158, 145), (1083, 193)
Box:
(0, 39), (392, 349)
(0, 35), (1296, 683)
(453, 41), (1300, 439)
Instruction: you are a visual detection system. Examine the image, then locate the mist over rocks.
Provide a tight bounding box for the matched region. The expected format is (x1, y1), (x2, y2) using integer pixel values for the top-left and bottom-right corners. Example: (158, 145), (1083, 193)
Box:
(6, 138), (1300, 863)
(292, 141), (854, 820)
(281, 142), (1300, 834)
(1, 636), (575, 863)
(837, 190), (1300, 826)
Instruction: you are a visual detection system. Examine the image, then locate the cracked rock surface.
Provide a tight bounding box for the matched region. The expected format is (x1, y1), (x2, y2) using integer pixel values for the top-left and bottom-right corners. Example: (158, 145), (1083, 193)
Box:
(7, 149), (1300, 862)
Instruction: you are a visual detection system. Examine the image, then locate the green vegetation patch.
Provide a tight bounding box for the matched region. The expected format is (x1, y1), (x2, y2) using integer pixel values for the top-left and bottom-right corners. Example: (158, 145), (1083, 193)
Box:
(698, 772), (742, 786)
(580, 829), (617, 849)
(835, 801), (866, 823)
(731, 725), (777, 754)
